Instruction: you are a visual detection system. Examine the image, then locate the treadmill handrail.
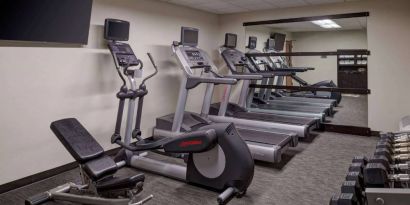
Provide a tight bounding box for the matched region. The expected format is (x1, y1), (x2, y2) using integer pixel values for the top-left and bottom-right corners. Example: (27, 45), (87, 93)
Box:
(279, 67), (311, 72)
(226, 74), (263, 80)
(186, 76), (237, 89)
(253, 70), (295, 78)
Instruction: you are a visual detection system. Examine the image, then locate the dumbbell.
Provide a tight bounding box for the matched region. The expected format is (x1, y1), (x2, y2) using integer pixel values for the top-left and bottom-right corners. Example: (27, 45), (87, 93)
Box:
(331, 157), (370, 205)
(380, 131), (410, 138)
(374, 148), (410, 164)
(352, 156), (368, 165)
(379, 136), (410, 147)
(364, 162), (410, 188)
(346, 171), (365, 191)
(340, 180), (365, 205)
(380, 133), (410, 143)
(376, 141), (410, 154)
(347, 156), (368, 175)
(377, 140), (410, 149)
(329, 193), (359, 205)
(369, 155), (410, 173)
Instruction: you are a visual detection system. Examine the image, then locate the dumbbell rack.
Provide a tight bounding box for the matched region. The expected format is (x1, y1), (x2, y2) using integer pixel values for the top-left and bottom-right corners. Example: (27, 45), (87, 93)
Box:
(330, 131), (410, 205)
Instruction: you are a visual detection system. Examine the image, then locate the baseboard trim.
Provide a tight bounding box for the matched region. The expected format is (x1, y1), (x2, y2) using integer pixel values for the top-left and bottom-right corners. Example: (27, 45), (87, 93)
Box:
(323, 123), (373, 136)
(0, 147), (121, 195)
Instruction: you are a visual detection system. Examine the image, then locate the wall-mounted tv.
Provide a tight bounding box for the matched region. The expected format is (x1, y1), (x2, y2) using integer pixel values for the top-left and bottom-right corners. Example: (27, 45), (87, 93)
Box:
(271, 33), (286, 51)
(0, 0), (93, 44)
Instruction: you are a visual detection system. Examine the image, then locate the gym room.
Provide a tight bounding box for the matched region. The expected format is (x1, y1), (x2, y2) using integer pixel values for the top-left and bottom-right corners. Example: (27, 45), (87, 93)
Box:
(0, 0), (409, 204)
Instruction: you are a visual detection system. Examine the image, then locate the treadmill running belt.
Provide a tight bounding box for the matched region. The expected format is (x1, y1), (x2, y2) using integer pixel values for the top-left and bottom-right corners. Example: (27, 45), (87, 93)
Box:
(234, 111), (315, 126)
(268, 96), (336, 106)
(276, 96), (336, 105)
(258, 103), (328, 114)
(236, 128), (291, 147)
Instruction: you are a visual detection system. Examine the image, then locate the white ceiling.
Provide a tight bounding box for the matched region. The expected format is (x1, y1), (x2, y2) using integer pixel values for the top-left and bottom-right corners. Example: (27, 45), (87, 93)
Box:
(160, 0), (362, 14)
(267, 17), (367, 32)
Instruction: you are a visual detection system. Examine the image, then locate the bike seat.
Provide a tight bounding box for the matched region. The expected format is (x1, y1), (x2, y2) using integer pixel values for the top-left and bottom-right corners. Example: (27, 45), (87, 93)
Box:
(51, 118), (105, 163)
(83, 155), (118, 180)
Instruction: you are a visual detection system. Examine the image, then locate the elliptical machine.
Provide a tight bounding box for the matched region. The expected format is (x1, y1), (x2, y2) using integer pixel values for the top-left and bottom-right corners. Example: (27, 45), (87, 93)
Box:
(106, 20), (254, 204)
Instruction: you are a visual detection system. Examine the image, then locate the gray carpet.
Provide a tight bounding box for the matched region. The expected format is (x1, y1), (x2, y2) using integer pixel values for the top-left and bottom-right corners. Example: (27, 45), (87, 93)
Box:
(0, 96), (377, 205)
(329, 95), (368, 127)
(0, 132), (378, 205)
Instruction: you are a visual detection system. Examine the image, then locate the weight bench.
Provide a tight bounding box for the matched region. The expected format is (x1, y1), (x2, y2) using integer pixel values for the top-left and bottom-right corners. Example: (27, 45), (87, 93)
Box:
(26, 118), (153, 205)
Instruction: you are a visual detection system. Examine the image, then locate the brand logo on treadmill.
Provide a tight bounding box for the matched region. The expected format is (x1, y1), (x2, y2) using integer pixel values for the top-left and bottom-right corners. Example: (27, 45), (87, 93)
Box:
(179, 140), (203, 147)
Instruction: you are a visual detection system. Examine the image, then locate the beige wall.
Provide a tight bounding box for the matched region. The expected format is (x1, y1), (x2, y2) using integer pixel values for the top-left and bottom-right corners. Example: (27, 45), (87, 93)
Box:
(0, 0), (220, 185)
(219, 0), (410, 132)
(292, 30), (368, 84)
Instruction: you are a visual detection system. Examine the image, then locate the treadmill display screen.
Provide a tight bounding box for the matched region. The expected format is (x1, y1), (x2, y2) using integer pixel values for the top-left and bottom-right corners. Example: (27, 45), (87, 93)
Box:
(272, 32), (286, 51)
(266, 39), (275, 50)
(225, 33), (237, 48)
(248, 36), (257, 49)
(181, 27), (198, 46)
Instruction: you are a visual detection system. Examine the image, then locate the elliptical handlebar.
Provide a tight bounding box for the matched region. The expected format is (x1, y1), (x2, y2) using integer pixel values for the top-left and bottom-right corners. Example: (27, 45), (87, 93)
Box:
(111, 52), (160, 145)
(142, 53), (159, 86)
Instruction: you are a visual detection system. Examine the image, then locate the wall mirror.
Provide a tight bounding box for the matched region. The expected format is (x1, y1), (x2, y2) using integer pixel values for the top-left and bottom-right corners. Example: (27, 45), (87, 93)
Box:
(243, 13), (370, 133)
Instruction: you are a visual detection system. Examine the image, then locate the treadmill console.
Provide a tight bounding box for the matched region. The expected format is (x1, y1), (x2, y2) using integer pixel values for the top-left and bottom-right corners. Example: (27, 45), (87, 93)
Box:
(222, 49), (249, 73)
(186, 50), (204, 61)
(107, 42), (140, 67)
(181, 47), (210, 68)
(223, 49), (248, 64)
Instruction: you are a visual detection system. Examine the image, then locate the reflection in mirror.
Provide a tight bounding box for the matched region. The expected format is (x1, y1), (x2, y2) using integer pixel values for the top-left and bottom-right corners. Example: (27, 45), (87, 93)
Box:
(244, 16), (368, 128)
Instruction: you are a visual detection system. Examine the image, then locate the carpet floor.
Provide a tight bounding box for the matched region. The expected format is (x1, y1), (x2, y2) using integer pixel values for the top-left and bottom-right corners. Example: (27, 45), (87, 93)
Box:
(0, 96), (378, 205)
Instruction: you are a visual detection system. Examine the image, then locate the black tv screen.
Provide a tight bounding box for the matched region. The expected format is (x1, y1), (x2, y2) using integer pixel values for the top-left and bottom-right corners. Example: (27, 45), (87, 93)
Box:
(271, 33), (286, 51)
(104, 19), (130, 41)
(0, 0), (93, 44)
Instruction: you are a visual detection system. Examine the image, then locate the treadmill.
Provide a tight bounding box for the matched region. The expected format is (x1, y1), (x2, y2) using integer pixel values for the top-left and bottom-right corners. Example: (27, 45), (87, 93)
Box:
(244, 37), (334, 120)
(154, 27), (297, 163)
(252, 35), (339, 107)
(208, 33), (319, 138)
(265, 46), (342, 105)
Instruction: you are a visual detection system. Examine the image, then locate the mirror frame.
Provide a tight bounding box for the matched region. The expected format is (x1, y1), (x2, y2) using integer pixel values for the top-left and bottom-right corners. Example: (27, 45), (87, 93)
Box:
(243, 12), (369, 26)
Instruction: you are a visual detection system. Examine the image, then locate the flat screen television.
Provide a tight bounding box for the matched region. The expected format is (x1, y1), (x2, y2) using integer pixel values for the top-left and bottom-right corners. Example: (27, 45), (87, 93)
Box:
(271, 33), (286, 51)
(0, 0), (93, 44)
(104, 19), (130, 41)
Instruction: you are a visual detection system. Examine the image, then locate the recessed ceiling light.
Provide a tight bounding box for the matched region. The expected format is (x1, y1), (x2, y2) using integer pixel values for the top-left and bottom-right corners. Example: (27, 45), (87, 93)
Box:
(311, 19), (341, 29)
